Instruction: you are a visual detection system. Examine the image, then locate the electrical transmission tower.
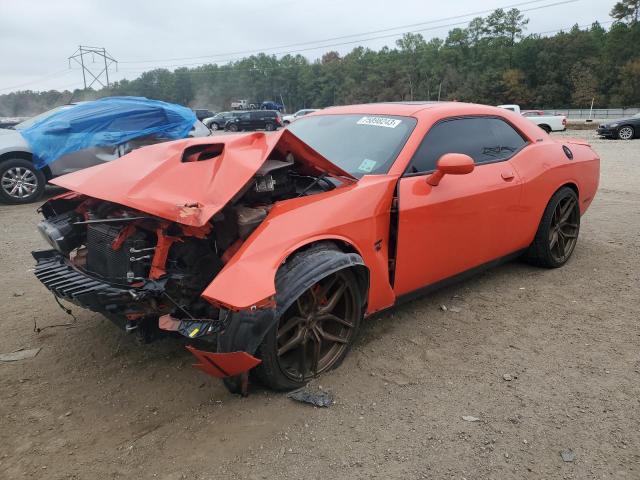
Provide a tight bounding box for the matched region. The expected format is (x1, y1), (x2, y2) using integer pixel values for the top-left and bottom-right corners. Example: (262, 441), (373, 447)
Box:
(68, 46), (118, 89)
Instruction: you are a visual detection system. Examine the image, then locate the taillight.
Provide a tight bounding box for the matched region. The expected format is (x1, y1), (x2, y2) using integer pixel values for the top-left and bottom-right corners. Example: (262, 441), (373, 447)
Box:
(276, 117), (282, 125)
(562, 118), (567, 125)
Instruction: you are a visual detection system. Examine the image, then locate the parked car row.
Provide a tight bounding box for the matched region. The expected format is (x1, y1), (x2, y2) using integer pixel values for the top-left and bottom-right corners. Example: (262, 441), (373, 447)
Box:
(230, 99), (284, 111)
(203, 110), (283, 132)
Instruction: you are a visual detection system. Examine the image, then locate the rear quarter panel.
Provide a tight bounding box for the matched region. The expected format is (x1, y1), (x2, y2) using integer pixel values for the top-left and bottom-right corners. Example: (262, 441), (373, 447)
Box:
(509, 139), (599, 247)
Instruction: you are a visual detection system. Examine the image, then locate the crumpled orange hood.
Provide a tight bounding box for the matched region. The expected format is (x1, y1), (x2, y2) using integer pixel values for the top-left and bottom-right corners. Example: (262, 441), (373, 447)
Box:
(50, 129), (354, 227)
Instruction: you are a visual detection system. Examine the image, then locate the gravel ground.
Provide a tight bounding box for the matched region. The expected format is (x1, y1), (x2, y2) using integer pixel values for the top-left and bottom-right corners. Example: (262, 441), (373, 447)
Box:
(0, 130), (638, 479)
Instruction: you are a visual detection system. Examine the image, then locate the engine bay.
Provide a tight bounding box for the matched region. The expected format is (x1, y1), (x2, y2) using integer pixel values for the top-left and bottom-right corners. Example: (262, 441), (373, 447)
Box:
(35, 152), (343, 331)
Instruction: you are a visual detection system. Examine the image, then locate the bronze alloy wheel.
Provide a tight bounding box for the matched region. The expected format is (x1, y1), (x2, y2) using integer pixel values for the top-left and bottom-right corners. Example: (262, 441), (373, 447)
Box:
(276, 271), (358, 381)
(548, 194), (579, 263)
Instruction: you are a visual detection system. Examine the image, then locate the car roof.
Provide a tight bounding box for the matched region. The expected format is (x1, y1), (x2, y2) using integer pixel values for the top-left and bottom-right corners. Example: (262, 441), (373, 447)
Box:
(317, 101), (512, 119)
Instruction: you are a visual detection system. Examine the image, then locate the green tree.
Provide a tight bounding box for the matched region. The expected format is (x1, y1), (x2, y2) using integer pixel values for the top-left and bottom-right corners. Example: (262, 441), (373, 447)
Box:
(610, 0), (640, 24)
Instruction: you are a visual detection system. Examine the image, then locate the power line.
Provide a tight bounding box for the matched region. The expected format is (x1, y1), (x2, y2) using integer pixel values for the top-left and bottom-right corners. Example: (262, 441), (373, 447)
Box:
(119, 0), (572, 66)
(116, 18), (610, 78)
(0, 11), (607, 94)
(118, 0), (580, 74)
(0, 69), (73, 93)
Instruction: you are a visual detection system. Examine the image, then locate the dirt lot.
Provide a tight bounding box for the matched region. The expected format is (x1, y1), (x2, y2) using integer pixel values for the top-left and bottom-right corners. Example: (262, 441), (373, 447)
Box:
(0, 130), (638, 479)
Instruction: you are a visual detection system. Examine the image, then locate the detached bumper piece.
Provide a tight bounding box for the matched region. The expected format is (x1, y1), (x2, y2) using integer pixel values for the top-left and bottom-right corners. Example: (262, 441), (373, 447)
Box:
(32, 249), (164, 315)
(186, 346), (261, 396)
(186, 346), (261, 379)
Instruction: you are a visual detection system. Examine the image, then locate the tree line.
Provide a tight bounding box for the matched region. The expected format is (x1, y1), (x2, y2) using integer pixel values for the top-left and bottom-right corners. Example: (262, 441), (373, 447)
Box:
(1, 1), (638, 117)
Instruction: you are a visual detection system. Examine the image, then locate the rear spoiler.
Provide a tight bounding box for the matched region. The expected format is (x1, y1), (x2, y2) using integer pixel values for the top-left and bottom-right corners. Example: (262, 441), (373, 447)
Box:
(559, 137), (590, 146)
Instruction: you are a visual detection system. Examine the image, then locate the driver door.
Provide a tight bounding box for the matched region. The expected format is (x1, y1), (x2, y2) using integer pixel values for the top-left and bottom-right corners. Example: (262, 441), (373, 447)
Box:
(393, 116), (527, 296)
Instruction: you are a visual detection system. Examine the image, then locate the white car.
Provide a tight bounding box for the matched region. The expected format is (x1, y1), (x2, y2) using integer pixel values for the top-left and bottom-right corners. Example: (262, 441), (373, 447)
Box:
(498, 105), (566, 133)
(282, 109), (318, 125)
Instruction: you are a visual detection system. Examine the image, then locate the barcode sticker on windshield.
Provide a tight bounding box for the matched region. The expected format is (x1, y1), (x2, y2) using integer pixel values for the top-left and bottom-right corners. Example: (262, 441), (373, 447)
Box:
(357, 116), (401, 128)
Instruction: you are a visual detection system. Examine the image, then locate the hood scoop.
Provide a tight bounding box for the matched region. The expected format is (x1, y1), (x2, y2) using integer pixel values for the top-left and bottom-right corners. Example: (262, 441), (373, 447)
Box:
(51, 130), (354, 227)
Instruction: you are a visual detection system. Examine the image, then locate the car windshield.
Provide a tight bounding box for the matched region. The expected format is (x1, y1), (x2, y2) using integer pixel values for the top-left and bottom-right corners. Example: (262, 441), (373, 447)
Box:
(287, 114), (417, 178)
(14, 105), (74, 130)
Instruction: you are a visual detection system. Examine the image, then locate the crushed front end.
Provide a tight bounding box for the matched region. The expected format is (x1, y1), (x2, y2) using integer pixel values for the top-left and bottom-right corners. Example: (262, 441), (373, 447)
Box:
(32, 140), (347, 393)
(34, 195), (226, 335)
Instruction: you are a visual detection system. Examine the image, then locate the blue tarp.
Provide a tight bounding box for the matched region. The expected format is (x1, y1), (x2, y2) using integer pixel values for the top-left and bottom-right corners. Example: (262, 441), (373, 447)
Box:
(19, 96), (197, 169)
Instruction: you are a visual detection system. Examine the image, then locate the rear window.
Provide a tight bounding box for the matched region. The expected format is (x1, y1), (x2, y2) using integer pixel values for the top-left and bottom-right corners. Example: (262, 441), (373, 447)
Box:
(287, 114), (417, 178)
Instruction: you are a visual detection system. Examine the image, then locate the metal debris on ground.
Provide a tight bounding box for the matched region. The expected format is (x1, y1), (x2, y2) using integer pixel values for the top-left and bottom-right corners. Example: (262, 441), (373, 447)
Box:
(288, 388), (334, 407)
(561, 449), (576, 462)
(462, 415), (480, 422)
(503, 373), (513, 381)
(0, 347), (41, 362)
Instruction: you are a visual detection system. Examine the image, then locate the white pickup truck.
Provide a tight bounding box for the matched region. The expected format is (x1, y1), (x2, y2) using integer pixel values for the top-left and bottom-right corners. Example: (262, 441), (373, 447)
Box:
(498, 105), (566, 133)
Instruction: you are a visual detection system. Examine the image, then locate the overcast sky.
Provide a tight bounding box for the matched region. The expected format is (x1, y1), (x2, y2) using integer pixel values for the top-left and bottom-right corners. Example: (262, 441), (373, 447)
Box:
(0, 0), (615, 93)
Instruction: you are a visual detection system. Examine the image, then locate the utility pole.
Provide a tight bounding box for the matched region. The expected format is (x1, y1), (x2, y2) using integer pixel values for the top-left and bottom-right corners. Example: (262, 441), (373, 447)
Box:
(68, 46), (117, 90)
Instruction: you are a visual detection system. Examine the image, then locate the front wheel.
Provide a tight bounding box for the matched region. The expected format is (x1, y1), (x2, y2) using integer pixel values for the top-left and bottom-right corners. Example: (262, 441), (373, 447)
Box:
(254, 263), (363, 391)
(0, 158), (46, 204)
(210, 122), (219, 131)
(617, 126), (634, 140)
(525, 187), (580, 268)
(539, 124), (551, 133)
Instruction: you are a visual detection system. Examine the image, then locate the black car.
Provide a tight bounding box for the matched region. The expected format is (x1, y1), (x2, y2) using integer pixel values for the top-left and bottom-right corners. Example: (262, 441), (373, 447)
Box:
(205, 111), (242, 131)
(193, 108), (215, 121)
(596, 113), (640, 140)
(225, 110), (282, 132)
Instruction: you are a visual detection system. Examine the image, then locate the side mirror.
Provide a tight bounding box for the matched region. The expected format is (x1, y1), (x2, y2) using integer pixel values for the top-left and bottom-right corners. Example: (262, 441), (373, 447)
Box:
(426, 153), (475, 186)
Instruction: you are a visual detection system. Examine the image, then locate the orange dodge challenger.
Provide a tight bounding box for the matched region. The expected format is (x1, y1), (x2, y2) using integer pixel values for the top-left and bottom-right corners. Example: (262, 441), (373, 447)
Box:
(33, 102), (599, 394)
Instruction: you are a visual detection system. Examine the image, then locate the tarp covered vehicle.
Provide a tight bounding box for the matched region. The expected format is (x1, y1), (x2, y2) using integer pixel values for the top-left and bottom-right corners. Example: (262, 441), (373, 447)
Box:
(0, 97), (209, 204)
(32, 102), (599, 395)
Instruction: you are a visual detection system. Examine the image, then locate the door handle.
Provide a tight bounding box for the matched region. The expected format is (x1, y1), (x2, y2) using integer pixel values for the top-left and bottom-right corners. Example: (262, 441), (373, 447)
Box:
(501, 170), (515, 181)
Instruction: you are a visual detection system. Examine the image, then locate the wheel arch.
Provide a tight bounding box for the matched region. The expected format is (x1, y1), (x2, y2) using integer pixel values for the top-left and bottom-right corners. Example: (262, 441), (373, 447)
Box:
(559, 181), (579, 198)
(278, 237), (371, 306)
(0, 151), (52, 180)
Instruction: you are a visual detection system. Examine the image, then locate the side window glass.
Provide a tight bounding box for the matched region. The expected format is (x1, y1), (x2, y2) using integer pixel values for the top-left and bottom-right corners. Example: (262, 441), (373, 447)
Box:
(408, 117), (527, 174)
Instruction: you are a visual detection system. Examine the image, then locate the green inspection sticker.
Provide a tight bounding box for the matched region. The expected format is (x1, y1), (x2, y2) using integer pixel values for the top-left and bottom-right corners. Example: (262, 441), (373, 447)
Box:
(357, 159), (377, 172)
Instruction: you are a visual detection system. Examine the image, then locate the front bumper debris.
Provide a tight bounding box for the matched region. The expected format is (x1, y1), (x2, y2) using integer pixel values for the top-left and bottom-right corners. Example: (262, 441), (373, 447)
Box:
(32, 249), (165, 316)
(186, 346), (261, 378)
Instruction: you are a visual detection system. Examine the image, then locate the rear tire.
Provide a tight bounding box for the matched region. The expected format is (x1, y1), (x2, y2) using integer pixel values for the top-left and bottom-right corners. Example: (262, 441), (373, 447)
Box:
(525, 187), (580, 268)
(0, 158), (46, 204)
(227, 124), (239, 132)
(265, 123), (276, 131)
(617, 126), (634, 140)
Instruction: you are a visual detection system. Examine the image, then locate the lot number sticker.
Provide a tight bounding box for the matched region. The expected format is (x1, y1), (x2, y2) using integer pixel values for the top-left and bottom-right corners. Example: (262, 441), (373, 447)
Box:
(357, 116), (401, 128)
